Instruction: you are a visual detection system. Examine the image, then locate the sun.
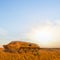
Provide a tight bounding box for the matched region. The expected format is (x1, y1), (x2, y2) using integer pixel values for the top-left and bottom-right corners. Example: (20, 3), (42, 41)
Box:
(27, 27), (53, 47)
(34, 30), (52, 45)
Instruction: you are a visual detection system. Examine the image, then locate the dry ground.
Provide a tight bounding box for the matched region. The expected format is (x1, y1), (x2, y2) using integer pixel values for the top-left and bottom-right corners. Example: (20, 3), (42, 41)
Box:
(0, 48), (60, 60)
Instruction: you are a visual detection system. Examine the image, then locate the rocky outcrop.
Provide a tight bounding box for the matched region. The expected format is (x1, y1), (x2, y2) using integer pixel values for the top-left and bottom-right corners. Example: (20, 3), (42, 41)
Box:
(3, 41), (40, 53)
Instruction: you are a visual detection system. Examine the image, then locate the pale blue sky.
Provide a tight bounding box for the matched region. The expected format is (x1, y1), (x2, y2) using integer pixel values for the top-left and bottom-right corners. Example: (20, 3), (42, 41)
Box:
(0, 0), (60, 46)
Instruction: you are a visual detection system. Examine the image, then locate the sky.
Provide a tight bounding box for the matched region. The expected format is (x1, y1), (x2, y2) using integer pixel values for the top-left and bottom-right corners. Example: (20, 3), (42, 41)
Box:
(0, 0), (60, 48)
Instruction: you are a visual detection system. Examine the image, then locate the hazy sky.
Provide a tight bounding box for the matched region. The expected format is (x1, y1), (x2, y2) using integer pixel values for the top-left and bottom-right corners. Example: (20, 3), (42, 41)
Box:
(0, 0), (60, 48)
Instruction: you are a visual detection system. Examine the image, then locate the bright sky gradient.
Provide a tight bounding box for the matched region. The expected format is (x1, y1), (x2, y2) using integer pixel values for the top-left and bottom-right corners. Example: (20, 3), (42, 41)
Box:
(0, 0), (60, 48)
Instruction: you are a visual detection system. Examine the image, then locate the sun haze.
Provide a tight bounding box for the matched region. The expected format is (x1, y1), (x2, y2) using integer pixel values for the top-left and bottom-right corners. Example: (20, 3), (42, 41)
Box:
(27, 21), (60, 48)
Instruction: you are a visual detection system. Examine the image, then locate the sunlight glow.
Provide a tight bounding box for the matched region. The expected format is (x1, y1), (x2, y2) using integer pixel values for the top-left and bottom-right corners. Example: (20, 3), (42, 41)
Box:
(27, 26), (54, 47)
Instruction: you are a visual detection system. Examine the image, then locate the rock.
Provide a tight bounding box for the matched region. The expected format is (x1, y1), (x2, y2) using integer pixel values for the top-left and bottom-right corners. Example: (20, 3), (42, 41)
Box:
(3, 41), (40, 53)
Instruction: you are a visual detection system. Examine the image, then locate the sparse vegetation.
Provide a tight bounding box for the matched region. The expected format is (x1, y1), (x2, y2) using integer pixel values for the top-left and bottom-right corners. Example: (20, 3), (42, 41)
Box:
(0, 41), (60, 60)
